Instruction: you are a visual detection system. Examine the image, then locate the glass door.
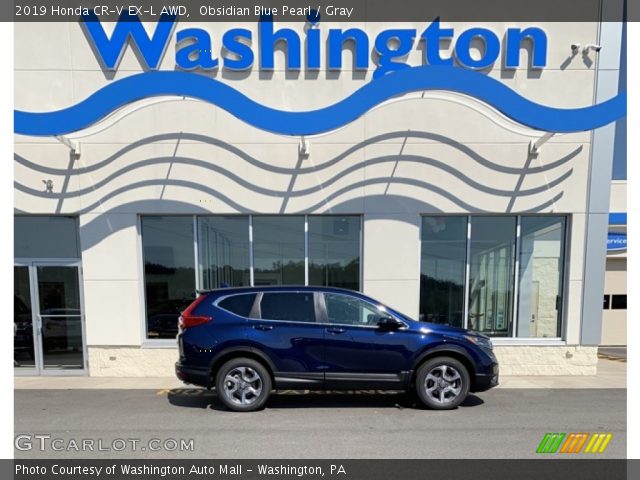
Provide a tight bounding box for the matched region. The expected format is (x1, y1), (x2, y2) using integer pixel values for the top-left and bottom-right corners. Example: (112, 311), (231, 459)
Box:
(13, 262), (86, 375)
(14, 266), (36, 371)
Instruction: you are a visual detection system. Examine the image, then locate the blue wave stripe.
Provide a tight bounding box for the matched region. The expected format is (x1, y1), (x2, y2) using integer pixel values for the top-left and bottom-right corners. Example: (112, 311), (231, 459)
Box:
(14, 66), (626, 136)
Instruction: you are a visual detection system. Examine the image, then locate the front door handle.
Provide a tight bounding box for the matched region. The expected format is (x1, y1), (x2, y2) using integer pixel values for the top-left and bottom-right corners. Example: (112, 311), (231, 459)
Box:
(326, 327), (346, 334)
(253, 325), (273, 331)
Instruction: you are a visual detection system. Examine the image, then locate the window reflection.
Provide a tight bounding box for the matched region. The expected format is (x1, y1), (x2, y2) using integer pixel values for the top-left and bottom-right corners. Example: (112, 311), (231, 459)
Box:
(198, 216), (250, 289)
(14, 266), (35, 369)
(517, 217), (566, 338)
(252, 216), (305, 285)
(419, 217), (467, 327)
(15, 216), (79, 258)
(142, 217), (195, 339)
(468, 217), (516, 337)
(308, 216), (360, 291)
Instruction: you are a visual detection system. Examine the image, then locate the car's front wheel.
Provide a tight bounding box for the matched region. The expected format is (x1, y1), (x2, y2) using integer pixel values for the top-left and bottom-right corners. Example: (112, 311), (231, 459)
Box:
(215, 358), (272, 412)
(415, 357), (470, 410)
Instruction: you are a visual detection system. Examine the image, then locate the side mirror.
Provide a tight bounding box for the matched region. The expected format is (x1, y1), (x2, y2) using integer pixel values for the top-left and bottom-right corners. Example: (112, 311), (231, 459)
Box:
(377, 316), (403, 330)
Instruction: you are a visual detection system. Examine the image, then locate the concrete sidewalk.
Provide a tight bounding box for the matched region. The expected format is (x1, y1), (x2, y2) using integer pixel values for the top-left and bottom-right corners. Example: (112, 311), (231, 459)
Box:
(14, 358), (626, 390)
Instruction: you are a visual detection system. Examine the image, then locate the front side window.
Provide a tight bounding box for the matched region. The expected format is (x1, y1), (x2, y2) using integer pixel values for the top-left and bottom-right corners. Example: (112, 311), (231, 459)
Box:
(324, 293), (387, 327)
(257, 292), (316, 323)
(141, 216), (195, 339)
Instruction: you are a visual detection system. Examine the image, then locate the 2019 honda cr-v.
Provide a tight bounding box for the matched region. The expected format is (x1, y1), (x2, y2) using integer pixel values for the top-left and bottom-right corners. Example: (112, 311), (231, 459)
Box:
(175, 286), (499, 411)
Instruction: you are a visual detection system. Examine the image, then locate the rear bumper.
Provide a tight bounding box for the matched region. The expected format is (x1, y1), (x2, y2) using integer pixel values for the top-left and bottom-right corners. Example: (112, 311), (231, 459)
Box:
(175, 362), (211, 388)
(472, 362), (499, 392)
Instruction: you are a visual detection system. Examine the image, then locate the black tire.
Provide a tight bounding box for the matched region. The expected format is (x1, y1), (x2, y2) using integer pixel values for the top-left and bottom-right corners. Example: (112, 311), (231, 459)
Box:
(215, 358), (272, 412)
(415, 356), (470, 410)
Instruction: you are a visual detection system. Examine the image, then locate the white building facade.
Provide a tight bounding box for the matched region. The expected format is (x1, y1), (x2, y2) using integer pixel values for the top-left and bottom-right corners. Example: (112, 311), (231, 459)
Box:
(14, 17), (626, 377)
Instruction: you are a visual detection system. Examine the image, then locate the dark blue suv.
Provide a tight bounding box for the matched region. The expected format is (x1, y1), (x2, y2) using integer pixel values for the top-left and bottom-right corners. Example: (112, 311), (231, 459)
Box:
(175, 286), (499, 411)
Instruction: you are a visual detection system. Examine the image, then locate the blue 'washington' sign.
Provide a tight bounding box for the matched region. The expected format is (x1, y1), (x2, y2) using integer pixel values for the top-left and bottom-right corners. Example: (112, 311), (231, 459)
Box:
(80, 13), (548, 77)
(13, 14), (626, 137)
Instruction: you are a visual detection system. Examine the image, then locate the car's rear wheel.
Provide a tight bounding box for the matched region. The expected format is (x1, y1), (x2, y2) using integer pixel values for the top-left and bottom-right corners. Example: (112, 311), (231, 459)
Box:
(415, 357), (470, 410)
(215, 358), (272, 412)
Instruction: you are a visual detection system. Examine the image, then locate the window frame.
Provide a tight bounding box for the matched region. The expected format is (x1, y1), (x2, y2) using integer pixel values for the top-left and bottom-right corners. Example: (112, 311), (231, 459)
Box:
(196, 215), (252, 291)
(418, 214), (569, 342)
(14, 215), (81, 260)
(307, 215), (362, 292)
(251, 215), (307, 286)
(139, 215), (197, 343)
(141, 214), (363, 343)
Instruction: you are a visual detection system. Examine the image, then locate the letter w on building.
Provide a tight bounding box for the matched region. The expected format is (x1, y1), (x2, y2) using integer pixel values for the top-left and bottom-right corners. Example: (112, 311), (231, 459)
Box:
(81, 12), (177, 71)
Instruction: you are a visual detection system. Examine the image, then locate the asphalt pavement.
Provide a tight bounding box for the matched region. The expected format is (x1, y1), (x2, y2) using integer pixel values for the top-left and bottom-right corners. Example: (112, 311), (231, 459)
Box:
(598, 347), (627, 360)
(14, 387), (626, 459)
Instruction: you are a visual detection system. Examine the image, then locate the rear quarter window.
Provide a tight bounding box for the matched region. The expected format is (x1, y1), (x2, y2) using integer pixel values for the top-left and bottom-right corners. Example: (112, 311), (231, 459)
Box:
(217, 294), (257, 317)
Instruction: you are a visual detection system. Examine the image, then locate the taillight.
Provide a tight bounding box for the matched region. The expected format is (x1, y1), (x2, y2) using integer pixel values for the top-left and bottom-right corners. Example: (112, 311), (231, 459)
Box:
(179, 294), (213, 330)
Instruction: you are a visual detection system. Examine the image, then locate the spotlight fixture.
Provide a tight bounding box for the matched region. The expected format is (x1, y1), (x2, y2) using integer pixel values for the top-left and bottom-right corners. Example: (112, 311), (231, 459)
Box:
(583, 44), (603, 53)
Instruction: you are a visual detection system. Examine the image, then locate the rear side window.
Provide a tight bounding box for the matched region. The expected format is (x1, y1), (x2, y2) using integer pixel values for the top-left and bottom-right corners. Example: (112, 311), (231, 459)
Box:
(258, 292), (316, 323)
(218, 294), (257, 317)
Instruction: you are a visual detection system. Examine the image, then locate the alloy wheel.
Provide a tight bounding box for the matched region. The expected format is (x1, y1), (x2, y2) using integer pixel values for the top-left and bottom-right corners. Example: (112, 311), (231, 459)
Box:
(223, 366), (263, 406)
(424, 364), (463, 405)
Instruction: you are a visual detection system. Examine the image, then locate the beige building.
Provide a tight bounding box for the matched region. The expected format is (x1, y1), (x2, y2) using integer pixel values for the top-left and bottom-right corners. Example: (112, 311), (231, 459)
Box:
(14, 18), (626, 377)
(602, 181), (627, 346)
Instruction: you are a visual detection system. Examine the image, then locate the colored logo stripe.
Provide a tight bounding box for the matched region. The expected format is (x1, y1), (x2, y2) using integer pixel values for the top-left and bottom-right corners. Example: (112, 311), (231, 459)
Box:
(584, 433), (613, 453)
(537, 433), (613, 454)
(560, 433), (589, 453)
(537, 433), (566, 453)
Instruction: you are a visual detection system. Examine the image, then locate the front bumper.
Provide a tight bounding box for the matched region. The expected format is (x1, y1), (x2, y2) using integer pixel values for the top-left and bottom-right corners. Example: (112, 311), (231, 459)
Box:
(472, 362), (499, 392)
(175, 362), (211, 388)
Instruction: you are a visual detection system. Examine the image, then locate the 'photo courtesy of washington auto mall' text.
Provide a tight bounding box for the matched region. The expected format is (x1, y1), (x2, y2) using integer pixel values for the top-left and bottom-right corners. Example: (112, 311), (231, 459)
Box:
(5, 0), (635, 479)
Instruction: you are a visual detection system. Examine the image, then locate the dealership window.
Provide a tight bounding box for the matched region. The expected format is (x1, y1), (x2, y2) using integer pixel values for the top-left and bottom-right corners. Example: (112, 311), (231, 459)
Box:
(468, 217), (516, 337)
(141, 216), (196, 339)
(15, 216), (80, 258)
(308, 216), (361, 291)
(517, 217), (566, 338)
(252, 216), (305, 285)
(141, 215), (362, 339)
(198, 216), (250, 289)
(611, 295), (627, 310)
(419, 216), (467, 327)
(419, 215), (567, 339)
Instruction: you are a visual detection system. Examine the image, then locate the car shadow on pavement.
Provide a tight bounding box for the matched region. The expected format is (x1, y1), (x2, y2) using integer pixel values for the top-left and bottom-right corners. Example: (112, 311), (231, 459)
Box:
(166, 388), (484, 411)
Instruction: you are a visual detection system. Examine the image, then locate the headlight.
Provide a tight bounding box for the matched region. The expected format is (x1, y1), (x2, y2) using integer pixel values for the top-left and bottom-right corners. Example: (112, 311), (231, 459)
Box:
(464, 335), (493, 350)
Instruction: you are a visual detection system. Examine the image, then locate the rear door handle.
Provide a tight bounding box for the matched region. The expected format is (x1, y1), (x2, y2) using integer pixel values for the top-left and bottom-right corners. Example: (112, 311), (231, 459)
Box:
(326, 327), (346, 334)
(253, 324), (274, 331)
